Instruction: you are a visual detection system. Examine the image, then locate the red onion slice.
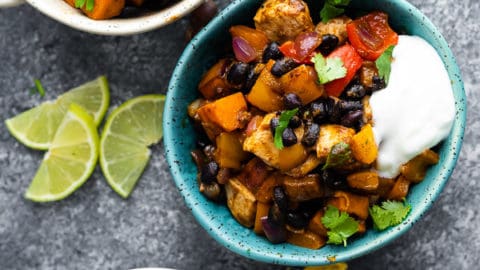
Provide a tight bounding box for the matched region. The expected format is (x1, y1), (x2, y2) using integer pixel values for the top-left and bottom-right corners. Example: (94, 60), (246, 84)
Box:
(261, 216), (287, 244)
(232, 36), (257, 63)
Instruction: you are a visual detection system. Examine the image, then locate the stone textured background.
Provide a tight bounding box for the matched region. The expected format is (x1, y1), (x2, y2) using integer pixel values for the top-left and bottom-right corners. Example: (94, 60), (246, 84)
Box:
(0, 0), (478, 269)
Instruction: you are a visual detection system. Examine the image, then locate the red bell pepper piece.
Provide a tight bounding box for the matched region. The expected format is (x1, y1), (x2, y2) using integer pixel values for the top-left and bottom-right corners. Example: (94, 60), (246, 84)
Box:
(347, 11), (399, 61)
(279, 40), (317, 65)
(324, 44), (363, 97)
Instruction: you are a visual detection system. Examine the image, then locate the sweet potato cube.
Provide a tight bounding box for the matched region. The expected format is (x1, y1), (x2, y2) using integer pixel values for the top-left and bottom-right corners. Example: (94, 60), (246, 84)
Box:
(198, 59), (231, 99)
(351, 124), (378, 164)
(246, 60), (283, 112)
(83, 0), (126, 20)
(197, 92), (248, 132)
(401, 149), (439, 183)
(307, 210), (328, 237)
(282, 174), (323, 202)
(387, 176), (410, 200)
(278, 143), (308, 171)
(377, 177), (395, 198)
(347, 171), (379, 191)
(237, 158), (270, 192)
(214, 132), (249, 169)
(286, 230), (326, 249)
(328, 191), (369, 220)
(280, 65), (324, 104)
(254, 202), (271, 234)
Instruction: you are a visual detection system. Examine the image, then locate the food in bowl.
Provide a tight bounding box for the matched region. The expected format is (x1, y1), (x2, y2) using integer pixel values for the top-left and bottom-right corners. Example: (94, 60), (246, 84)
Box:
(65, 0), (172, 20)
(186, 0), (455, 250)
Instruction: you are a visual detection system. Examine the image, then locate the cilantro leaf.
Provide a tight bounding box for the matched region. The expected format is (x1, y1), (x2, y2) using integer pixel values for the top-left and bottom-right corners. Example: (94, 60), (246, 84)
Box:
(322, 142), (352, 170)
(320, 0), (351, 23)
(322, 205), (359, 246)
(375, 45), (395, 84)
(369, 200), (411, 230)
(32, 79), (45, 97)
(312, 53), (347, 84)
(274, 108), (299, 149)
(75, 0), (94, 11)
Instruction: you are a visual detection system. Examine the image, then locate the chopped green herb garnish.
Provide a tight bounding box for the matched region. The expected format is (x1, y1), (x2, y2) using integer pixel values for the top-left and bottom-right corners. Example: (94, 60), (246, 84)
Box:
(75, 0), (95, 12)
(274, 108), (299, 149)
(322, 205), (359, 246)
(312, 53), (347, 84)
(369, 200), (411, 230)
(32, 79), (46, 97)
(322, 142), (352, 170)
(320, 0), (351, 23)
(375, 45), (395, 84)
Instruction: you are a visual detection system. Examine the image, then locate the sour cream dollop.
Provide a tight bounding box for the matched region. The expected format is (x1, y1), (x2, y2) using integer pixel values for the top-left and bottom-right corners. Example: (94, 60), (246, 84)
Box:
(370, 35), (455, 178)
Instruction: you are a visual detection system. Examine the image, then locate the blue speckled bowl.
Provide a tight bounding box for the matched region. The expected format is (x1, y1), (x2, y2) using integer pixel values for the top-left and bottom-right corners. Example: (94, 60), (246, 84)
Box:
(164, 0), (466, 265)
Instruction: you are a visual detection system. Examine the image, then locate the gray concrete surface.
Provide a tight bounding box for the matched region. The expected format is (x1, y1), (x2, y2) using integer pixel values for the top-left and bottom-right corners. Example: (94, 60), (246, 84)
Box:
(0, 0), (479, 269)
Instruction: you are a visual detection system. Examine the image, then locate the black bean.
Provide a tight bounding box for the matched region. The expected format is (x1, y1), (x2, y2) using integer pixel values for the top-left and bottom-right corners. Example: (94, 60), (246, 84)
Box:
(242, 65), (260, 93)
(282, 128), (297, 147)
(372, 75), (386, 91)
(310, 100), (329, 123)
(302, 122), (320, 147)
(328, 100), (342, 123)
(339, 100), (363, 113)
(283, 93), (302, 110)
(288, 115), (302, 129)
(341, 110), (363, 128)
(200, 161), (219, 184)
(270, 117), (280, 135)
(268, 203), (285, 225)
(263, 42), (283, 62)
(322, 170), (348, 190)
(227, 62), (250, 85)
(343, 84), (366, 100)
(318, 34), (339, 55)
(271, 58), (299, 77)
(273, 186), (289, 211)
(286, 210), (309, 229)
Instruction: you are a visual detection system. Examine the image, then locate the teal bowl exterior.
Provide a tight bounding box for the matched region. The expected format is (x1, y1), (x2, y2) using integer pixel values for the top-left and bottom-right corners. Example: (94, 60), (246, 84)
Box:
(164, 0), (466, 265)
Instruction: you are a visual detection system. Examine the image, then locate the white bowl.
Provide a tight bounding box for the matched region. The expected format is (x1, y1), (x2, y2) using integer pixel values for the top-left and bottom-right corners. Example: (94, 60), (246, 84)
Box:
(21, 0), (204, 35)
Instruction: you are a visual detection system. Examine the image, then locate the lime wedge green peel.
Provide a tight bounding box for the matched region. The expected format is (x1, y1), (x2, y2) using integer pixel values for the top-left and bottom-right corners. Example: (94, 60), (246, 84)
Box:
(25, 104), (99, 202)
(100, 94), (165, 198)
(5, 76), (109, 150)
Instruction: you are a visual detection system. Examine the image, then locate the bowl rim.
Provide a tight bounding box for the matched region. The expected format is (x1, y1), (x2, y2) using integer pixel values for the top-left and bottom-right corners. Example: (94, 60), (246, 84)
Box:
(164, 0), (466, 265)
(25, 0), (204, 36)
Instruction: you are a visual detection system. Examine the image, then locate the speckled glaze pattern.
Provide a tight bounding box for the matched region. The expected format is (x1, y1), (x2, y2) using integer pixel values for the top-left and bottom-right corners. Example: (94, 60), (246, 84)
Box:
(164, 0), (466, 266)
(0, 0), (477, 269)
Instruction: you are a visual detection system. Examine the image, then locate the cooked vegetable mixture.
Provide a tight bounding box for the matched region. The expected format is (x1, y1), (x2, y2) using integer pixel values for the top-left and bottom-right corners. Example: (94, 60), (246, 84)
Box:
(67, 0), (170, 20)
(188, 0), (442, 249)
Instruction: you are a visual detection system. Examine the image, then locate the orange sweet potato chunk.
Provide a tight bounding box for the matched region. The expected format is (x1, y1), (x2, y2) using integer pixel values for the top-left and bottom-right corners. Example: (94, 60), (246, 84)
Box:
(253, 202), (271, 234)
(351, 124), (378, 164)
(328, 191), (369, 220)
(246, 60), (283, 112)
(197, 92), (248, 132)
(198, 59), (231, 99)
(83, 0), (126, 20)
(286, 230), (326, 249)
(346, 171), (379, 191)
(280, 65), (324, 104)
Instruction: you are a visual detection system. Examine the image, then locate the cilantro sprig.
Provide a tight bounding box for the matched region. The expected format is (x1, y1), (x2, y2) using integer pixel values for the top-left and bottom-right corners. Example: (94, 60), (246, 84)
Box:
(274, 108), (299, 149)
(322, 205), (359, 246)
(322, 142), (352, 170)
(369, 200), (411, 230)
(375, 45), (395, 84)
(30, 79), (46, 97)
(312, 53), (347, 84)
(75, 0), (95, 12)
(320, 0), (351, 23)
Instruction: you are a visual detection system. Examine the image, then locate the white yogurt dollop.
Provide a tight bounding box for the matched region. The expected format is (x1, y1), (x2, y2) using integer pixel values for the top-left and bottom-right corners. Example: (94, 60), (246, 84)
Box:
(370, 35), (455, 178)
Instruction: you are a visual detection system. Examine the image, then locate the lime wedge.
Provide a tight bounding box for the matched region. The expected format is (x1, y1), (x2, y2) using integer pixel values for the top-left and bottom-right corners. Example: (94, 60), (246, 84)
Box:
(100, 94), (165, 198)
(25, 104), (99, 202)
(5, 76), (109, 150)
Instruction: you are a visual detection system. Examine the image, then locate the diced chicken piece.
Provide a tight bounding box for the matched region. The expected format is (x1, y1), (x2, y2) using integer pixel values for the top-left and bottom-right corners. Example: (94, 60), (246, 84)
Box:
(315, 124), (355, 160)
(362, 96), (373, 125)
(315, 16), (352, 45)
(359, 61), (378, 88)
(286, 154), (322, 177)
(225, 178), (257, 227)
(243, 113), (307, 171)
(254, 0), (314, 43)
